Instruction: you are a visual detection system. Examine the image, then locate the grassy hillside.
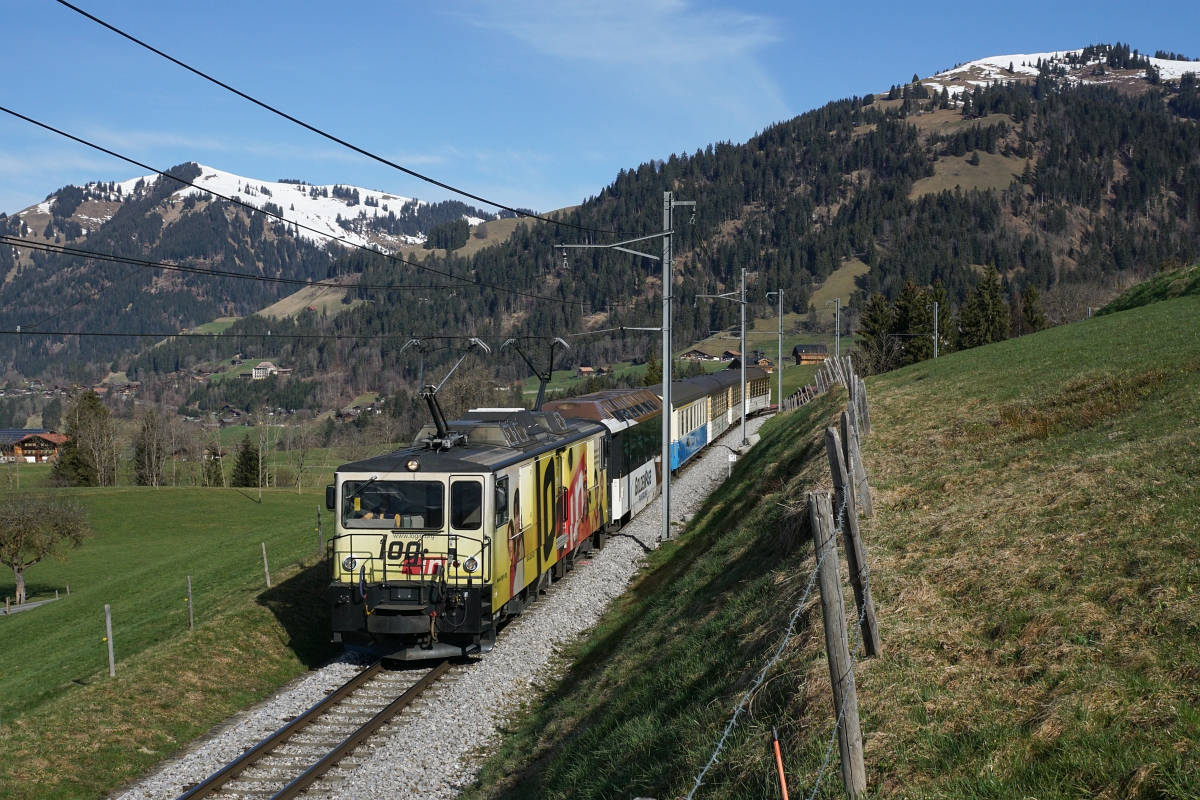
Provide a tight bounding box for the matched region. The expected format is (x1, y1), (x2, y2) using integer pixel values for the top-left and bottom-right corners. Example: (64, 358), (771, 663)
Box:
(0, 488), (335, 800)
(1099, 263), (1200, 315)
(465, 295), (1200, 799)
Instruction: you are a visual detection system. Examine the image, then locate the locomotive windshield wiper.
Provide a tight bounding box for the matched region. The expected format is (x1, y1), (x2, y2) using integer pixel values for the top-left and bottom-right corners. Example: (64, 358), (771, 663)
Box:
(345, 475), (380, 502)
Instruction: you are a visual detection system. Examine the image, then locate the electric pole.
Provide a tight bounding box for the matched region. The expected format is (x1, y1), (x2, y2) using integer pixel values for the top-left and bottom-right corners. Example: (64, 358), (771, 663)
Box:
(766, 288), (784, 409)
(698, 268), (749, 447)
(926, 301), (939, 359)
(558, 191), (693, 543)
(826, 298), (841, 359)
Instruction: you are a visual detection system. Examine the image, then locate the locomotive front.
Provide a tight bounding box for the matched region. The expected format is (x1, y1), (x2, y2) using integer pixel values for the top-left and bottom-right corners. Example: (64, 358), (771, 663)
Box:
(327, 450), (497, 660)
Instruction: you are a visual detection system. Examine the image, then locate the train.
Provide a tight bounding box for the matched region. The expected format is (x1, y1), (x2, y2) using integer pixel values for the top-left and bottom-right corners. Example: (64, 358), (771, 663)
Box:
(326, 366), (770, 660)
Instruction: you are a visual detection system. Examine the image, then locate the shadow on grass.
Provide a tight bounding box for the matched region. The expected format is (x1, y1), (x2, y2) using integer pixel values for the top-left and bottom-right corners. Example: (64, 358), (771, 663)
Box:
(475, 399), (840, 799)
(256, 558), (339, 668)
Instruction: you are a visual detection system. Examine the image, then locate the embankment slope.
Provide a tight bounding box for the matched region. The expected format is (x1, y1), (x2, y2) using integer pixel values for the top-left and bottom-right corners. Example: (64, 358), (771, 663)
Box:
(466, 294), (1200, 799)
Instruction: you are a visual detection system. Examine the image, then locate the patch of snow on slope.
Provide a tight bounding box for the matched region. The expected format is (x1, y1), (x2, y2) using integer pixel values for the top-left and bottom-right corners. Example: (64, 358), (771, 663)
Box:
(1147, 57), (1200, 81)
(931, 50), (1199, 95)
(176, 166), (426, 250)
(938, 50), (1082, 81)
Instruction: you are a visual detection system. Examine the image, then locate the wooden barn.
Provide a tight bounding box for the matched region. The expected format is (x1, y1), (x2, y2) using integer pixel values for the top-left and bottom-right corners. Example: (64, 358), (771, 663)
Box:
(792, 343), (830, 365)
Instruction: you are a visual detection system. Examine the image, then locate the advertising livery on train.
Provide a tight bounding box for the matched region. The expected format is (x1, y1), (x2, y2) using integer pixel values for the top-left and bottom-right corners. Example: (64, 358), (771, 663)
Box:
(326, 367), (770, 660)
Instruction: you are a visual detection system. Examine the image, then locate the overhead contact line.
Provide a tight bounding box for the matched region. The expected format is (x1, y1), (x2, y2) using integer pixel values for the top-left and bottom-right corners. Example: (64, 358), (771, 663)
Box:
(0, 326), (592, 346)
(0, 105), (590, 308)
(55, 0), (628, 238)
(3, 235), (474, 295)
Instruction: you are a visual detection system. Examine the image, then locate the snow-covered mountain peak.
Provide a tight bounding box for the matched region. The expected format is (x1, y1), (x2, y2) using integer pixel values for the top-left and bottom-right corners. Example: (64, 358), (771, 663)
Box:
(180, 165), (430, 249)
(920, 48), (1199, 97)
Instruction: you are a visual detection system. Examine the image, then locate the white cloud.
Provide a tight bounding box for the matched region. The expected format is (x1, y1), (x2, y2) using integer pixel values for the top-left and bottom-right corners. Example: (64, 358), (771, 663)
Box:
(464, 0), (787, 129)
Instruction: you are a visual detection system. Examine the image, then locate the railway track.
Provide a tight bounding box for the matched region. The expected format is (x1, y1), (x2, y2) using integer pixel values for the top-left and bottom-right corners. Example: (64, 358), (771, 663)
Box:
(177, 659), (453, 800)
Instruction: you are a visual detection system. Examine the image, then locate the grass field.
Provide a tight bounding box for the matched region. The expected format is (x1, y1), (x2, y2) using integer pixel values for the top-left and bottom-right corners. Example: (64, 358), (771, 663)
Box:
(0, 487), (335, 800)
(184, 317), (238, 335)
(1099, 262), (1200, 315)
(808, 258), (870, 316)
(463, 294), (1200, 799)
(910, 149), (1023, 199)
(255, 283), (356, 320)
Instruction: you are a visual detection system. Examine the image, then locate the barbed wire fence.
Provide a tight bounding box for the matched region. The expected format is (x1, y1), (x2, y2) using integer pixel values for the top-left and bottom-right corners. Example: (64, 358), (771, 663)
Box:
(685, 490), (850, 800)
(688, 364), (878, 799)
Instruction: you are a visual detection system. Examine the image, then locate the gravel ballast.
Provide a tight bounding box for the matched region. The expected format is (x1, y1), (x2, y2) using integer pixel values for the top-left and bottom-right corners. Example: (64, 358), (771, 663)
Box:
(117, 416), (767, 800)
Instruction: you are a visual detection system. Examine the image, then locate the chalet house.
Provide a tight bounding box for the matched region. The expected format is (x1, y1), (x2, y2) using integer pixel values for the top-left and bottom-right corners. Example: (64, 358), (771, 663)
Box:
(0, 430), (69, 463)
(792, 343), (830, 365)
(679, 348), (715, 361)
(577, 366), (596, 377)
(721, 350), (740, 362)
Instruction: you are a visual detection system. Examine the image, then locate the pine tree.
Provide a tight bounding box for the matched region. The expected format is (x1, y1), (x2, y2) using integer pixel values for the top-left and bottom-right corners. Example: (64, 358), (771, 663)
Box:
(231, 434), (260, 488)
(959, 265), (1010, 348)
(854, 293), (900, 375)
(642, 348), (662, 386)
(52, 391), (109, 487)
(1022, 284), (1048, 332)
(893, 280), (933, 364)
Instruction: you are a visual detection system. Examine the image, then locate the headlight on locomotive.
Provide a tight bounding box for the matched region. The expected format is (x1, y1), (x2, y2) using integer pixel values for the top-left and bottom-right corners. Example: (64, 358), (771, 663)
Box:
(463, 556), (479, 573)
(342, 556), (358, 572)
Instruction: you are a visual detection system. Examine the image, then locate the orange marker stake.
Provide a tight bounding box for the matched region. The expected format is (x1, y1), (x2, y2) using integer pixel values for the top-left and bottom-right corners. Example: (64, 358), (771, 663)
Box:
(772, 726), (790, 800)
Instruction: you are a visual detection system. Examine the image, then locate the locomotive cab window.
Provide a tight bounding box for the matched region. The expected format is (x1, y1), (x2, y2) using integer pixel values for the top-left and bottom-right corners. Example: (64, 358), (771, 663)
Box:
(342, 480), (444, 530)
(451, 480), (483, 530)
(494, 476), (509, 527)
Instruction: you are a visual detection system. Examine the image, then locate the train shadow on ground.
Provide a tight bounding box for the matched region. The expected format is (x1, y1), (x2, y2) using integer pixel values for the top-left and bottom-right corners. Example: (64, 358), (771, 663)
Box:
(256, 558), (341, 668)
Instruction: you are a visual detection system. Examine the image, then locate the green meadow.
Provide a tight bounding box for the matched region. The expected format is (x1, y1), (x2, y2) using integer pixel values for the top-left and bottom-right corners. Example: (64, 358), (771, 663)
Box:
(465, 293), (1200, 799)
(0, 487), (337, 800)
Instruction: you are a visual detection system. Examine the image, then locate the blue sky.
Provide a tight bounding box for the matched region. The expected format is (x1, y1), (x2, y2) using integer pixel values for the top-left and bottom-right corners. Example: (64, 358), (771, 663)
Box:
(1, 0), (1197, 215)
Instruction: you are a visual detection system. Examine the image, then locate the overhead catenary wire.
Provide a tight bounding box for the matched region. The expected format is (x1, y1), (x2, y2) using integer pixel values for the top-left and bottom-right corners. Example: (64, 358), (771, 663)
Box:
(18, 260), (151, 329)
(54, 0), (627, 238)
(2, 235), (475, 314)
(0, 326), (585, 346)
(0, 105), (589, 309)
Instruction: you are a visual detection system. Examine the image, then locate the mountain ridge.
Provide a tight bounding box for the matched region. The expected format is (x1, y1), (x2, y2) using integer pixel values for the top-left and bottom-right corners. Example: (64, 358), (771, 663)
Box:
(0, 43), (1196, 422)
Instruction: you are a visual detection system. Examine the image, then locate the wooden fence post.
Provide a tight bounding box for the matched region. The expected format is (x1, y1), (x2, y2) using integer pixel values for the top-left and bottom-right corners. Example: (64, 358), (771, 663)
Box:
(807, 491), (867, 797)
(857, 377), (872, 436)
(262, 543), (272, 589)
(186, 576), (194, 631)
(104, 604), (115, 677)
(842, 412), (874, 519)
(826, 427), (881, 657)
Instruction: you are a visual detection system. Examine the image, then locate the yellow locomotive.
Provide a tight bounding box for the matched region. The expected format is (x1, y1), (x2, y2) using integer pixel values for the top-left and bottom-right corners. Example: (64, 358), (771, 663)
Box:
(327, 365), (769, 660)
(327, 406), (608, 660)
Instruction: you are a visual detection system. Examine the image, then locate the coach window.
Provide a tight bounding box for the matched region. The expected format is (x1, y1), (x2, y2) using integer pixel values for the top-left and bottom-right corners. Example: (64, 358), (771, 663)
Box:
(494, 476), (509, 528)
(451, 480), (483, 530)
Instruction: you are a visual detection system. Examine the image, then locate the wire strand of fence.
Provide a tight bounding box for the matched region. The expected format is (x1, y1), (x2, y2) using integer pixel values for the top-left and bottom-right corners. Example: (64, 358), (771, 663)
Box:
(685, 492), (849, 799)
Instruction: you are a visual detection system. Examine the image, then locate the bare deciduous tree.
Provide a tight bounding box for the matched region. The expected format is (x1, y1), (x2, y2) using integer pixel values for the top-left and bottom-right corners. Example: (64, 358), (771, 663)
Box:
(286, 423), (318, 494)
(0, 495), (90, 605)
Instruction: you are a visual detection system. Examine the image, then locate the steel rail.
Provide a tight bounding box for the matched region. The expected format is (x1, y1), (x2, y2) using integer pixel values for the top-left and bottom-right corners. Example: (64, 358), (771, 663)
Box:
(269, 660), (453, 799)
(177, 661), (384, 799)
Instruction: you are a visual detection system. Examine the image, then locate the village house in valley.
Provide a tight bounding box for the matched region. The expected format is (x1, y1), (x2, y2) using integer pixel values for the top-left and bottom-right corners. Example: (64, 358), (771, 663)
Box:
(0, 429), (70, 463)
